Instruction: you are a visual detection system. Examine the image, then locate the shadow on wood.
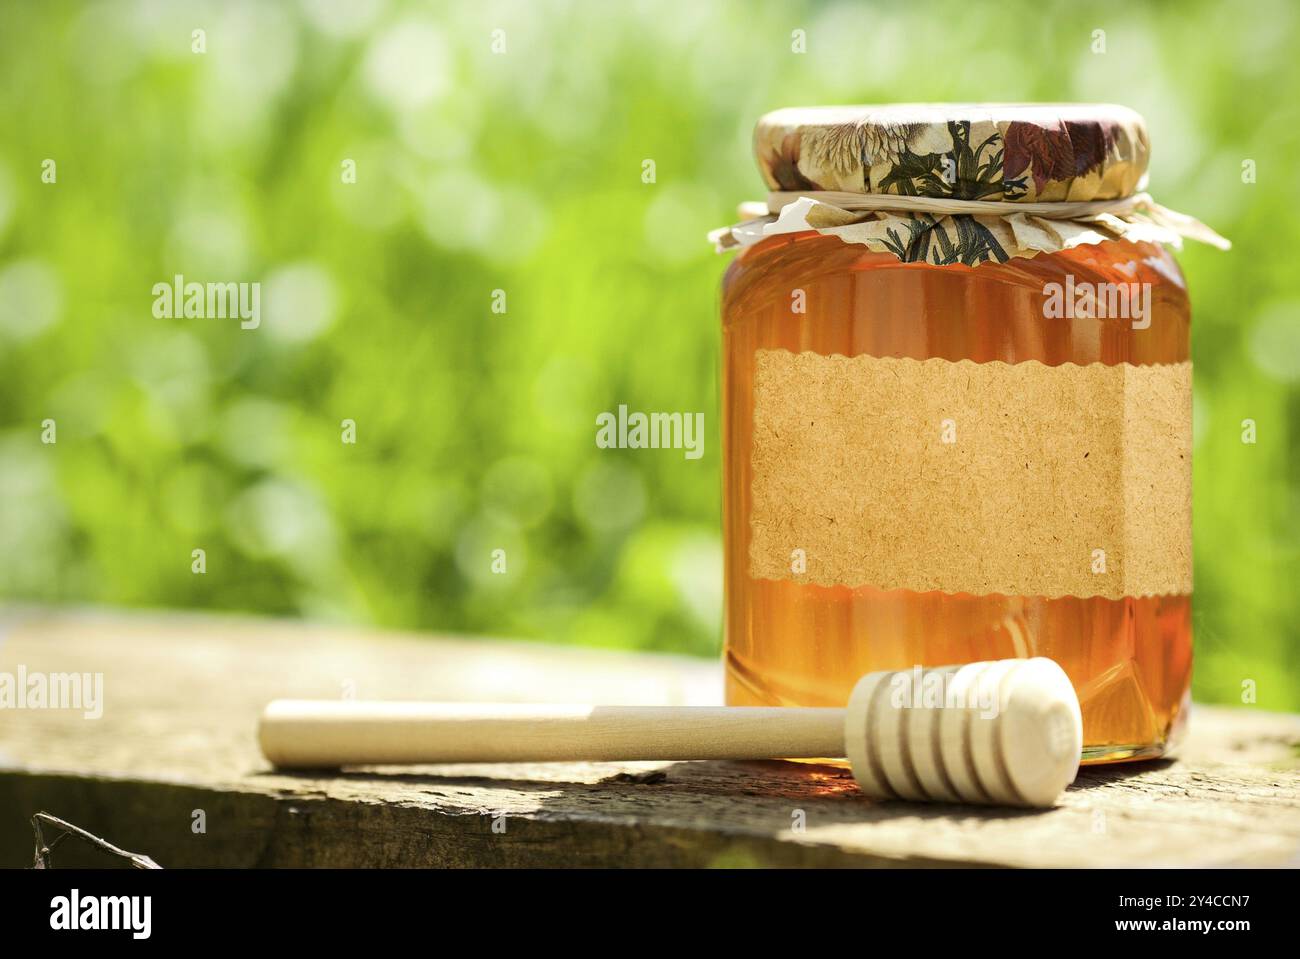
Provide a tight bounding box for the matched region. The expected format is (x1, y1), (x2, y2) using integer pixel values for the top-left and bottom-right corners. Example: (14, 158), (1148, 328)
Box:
(1, 608), (1297, 867)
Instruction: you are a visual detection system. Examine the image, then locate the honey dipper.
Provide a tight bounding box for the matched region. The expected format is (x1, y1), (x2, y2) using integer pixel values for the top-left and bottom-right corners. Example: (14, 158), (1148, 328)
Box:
(258, 657), (1082, 807)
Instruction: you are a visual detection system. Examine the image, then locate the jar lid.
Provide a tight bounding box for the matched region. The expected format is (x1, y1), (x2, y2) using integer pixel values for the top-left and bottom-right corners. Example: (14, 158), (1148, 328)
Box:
(754, 103), (1149, 203)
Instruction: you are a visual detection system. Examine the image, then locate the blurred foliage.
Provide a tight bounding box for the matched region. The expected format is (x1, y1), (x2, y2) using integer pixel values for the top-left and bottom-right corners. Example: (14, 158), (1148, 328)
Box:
(0, 0), (1296, 707)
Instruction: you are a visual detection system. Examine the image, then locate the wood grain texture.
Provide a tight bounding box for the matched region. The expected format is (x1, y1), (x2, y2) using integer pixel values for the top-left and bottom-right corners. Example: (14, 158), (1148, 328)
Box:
(0, 607), (1297, 868)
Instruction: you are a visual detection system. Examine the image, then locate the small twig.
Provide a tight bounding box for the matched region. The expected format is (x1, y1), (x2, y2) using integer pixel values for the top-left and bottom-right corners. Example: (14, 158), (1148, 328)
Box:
(31, 812), (162, 869)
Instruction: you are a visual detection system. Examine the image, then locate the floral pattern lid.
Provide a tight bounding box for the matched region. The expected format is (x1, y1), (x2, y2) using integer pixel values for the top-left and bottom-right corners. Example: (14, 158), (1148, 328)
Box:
(754, 103), (1150, 203)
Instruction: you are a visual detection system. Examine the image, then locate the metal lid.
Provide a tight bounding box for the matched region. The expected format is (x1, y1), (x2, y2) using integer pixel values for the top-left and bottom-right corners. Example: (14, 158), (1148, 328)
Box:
(754, 103), (1150, 203)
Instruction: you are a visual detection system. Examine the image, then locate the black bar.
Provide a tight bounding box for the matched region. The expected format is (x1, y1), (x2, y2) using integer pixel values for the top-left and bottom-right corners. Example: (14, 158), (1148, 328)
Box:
(0, 867), (1284, 944)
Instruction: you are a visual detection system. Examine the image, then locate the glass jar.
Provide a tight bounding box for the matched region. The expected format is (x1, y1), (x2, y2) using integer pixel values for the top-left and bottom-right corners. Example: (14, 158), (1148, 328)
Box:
(717, 105), (1203, 763)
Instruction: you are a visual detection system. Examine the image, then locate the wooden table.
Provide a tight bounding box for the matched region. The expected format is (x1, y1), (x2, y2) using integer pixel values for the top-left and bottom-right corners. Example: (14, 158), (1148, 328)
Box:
(1, 608), (1297, 868)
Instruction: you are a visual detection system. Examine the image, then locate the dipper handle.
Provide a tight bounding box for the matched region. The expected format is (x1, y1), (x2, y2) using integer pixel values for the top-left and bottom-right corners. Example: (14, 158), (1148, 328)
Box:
(259, 700), (847, 767)
(258, 657), (1082, 808)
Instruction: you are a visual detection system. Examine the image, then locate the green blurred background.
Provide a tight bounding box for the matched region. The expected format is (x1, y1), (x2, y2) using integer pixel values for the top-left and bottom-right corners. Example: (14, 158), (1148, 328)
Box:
(0, 0), (1295, 708)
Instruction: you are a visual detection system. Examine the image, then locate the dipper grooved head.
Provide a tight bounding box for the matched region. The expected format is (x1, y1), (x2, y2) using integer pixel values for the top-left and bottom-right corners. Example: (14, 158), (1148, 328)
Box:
(844, 657), (1082, 808)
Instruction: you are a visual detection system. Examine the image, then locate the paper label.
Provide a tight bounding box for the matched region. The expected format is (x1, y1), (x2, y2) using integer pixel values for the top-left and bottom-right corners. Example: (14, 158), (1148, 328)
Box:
(750, 350), (1191, 599)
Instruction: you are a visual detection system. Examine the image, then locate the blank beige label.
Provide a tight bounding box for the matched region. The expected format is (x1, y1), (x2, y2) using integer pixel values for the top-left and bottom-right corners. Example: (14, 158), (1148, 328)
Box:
(750, 350), (1191, 599)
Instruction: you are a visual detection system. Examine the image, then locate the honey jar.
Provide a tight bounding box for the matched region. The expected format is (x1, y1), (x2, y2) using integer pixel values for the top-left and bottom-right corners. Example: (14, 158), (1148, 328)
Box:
(712, 104), (1228, 762)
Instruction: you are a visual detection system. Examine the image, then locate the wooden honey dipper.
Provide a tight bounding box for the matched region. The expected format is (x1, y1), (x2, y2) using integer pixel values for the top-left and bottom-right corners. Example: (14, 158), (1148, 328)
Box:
(258, 657), (1082, 808)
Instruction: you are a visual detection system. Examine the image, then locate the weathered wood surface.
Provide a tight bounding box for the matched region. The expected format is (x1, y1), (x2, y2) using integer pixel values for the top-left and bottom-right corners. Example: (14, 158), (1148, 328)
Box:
(1, 608), (1297, 868)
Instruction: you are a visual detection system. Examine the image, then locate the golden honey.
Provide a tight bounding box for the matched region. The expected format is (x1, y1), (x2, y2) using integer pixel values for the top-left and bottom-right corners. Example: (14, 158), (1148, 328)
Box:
(721, 232), (1192, 762)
